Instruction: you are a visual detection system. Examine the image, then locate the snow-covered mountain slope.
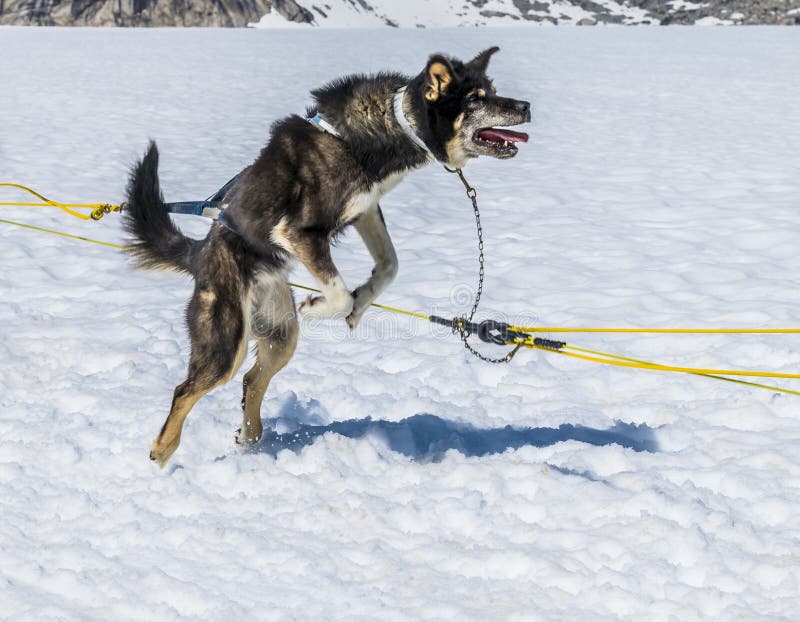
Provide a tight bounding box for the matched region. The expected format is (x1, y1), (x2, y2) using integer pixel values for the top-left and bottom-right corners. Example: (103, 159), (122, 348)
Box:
(2, 26), (800, 620)
(2, 0), (799, 26)
(256, 0), (649, 27)
(254, 0), (800, 27)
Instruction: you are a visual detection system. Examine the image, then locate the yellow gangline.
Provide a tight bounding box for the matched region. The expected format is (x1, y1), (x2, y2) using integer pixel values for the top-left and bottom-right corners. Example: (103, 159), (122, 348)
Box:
(0, 182), (120, 221)
(527, 341), (800, 396)
(0, 218), (129, 250)
(526, 343), (800, 397)
(2, 201), (799, 396)
(510, 326), (800, 335)
(561, 345), (800, 379)
(0, 202), (94, 208)
(517, 338), (800, 381)
(0, 217), (430, 320)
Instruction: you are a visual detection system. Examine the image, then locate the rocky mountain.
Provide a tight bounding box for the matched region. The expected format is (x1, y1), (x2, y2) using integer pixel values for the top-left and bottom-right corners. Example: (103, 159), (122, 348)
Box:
(637, 0), (800, 25)
(1, 0), (798, 26)
(0, 0), (312, 26)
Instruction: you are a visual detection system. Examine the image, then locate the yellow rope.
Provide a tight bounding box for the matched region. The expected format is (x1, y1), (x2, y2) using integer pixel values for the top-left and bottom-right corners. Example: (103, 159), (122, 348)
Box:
(0, 202), (93, 208)
(270, 280), (429, 320)
(510, 325), (800, 335)
(528, 341), (800, 396)
(517, 337), (800, 382)
(561, 346), (800, 379)
(1, 191), (798, 396)
(555, 345), (800, 397)
(368, 302), (430, 321)
(0, 217), (432, 322)
(0, 218), (130, 250)
(0, 182), (121, 221)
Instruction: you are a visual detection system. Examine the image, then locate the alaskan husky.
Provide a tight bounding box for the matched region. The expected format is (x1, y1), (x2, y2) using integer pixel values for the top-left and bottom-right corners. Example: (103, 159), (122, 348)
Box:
(124, 47), (531, 466)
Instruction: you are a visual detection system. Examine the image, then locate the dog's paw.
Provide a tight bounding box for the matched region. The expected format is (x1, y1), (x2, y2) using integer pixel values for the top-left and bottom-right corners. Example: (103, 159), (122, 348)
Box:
(346, 310), (362, 330)
(297, 293), (324, 316)
(149, 437), (179, 469)
(298, 292), (354, 319)
(345, 287), (371, 330)
(235, 425), (263, 446)
(346, 303), (366, 330)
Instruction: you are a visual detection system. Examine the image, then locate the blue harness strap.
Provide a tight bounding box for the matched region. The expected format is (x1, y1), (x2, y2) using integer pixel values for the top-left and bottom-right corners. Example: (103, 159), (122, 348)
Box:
(165, 201), (219, 217)
(216, 210), (237, 233)
(163, 111), (339, 234)
(166, 111), (338, 233)
(207, 175), (239, 202)
(164, 174), (240, 233)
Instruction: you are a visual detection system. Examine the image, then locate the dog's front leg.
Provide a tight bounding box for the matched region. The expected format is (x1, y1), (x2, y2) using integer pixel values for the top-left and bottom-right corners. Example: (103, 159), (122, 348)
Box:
(347, 205), (398, 329)
(289, 230), (354, 320)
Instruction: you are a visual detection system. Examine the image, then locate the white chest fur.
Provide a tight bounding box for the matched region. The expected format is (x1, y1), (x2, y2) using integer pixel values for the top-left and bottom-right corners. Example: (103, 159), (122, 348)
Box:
(340, 171), (407, 224)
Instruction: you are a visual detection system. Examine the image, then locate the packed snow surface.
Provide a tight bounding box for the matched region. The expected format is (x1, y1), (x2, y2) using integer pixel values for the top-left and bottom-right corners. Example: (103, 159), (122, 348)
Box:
(2, 27), (800, 620)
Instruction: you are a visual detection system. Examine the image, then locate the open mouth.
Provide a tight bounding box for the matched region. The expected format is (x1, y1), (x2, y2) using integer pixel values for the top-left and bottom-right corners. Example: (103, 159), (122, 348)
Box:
(472, 127), (529, 156)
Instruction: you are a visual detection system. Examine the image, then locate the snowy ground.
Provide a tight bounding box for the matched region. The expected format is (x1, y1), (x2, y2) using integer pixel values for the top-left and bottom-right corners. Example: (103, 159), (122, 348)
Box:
(2, 27), (800, 620)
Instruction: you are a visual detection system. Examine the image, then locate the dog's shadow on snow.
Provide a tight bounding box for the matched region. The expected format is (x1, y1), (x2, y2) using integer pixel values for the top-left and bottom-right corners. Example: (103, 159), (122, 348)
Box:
(254, 394), (658, 461)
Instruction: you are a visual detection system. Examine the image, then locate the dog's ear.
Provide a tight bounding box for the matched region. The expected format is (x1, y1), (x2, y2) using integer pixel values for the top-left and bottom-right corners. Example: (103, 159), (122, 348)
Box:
(466, 46), (500, 73)
(424, 55), (456, 102)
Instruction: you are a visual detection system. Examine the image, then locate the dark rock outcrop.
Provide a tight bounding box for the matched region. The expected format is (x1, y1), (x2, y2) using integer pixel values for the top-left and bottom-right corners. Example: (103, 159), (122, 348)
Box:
(631, 0), (800, 25)
(0, 0), (313, 26)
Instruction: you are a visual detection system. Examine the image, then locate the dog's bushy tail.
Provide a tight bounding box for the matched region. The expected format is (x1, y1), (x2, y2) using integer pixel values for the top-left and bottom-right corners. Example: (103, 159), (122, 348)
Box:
(123, 141), (198, 275)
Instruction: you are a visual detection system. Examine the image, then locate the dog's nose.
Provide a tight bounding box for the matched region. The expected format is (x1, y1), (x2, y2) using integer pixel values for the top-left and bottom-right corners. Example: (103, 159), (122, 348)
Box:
(515, 100), (531, 114)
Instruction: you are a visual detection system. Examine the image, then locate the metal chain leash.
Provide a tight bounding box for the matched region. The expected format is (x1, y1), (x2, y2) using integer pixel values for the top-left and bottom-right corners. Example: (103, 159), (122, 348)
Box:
(445, 166), (519, 364)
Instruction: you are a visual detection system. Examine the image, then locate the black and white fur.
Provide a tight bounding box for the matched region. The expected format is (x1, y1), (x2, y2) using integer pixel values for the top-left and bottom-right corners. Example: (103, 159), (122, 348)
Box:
(125, 47), (531, 467)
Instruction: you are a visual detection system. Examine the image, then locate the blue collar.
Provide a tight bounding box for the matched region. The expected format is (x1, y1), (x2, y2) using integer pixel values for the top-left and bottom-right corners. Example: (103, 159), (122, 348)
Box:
(307, 112), (342, 137)
(392, 86), (434, 159)
(308, 95), (435, 161)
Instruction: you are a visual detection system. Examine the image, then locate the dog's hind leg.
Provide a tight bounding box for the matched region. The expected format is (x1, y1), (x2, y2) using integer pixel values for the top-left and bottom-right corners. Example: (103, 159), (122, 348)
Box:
(149, 283), (248, 468)
(238, 276), (298, 445)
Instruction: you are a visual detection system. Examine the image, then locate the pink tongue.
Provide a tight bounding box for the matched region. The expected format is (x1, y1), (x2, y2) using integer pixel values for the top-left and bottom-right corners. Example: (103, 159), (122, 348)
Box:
(477, 128), (529, 143)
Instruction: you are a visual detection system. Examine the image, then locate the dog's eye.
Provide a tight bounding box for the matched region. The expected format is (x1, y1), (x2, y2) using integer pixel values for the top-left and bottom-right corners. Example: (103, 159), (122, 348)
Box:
(468, 89), (486, 102)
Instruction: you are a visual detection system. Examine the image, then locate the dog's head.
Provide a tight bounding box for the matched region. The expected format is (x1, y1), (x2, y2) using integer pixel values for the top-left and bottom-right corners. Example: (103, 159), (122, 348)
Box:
(412, 47), (531, 168)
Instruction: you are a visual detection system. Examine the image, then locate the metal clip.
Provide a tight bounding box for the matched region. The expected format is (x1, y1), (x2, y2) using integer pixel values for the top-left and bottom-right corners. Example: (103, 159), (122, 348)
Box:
(90, 204), (113, 220)
(505, 342), (524, 362)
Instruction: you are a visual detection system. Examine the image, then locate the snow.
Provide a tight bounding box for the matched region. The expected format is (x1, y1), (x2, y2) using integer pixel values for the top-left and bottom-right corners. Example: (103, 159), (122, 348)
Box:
(252, 8), (311, 28)
(669, 0), (708, 11)
(250, 0), (653, 28)
(694, 16), (733, 25)
(2, 26), (800, 620)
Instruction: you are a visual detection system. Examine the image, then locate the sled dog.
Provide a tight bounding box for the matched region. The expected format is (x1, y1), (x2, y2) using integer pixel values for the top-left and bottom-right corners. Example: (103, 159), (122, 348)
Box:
(124, 47), (531, 466)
